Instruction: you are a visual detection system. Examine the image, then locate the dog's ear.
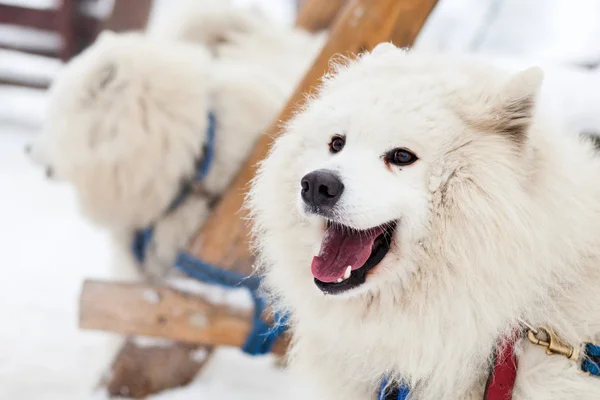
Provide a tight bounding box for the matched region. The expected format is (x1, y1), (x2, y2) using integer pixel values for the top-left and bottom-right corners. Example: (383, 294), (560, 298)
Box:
(492, 67), (543, 144)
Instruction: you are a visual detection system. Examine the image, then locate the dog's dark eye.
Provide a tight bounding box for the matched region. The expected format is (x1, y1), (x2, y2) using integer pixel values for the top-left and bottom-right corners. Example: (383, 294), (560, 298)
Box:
(329, 135), (345, 154)
(387, 148), (418, 166)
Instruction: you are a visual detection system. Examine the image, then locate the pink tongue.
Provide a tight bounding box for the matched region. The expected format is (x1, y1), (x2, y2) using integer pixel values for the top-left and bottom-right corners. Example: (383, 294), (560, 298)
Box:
(311, 225), (385, 283)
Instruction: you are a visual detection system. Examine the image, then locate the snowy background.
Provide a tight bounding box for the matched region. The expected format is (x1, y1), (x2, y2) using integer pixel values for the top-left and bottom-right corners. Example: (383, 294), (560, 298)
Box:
(1, 0), (600, 399)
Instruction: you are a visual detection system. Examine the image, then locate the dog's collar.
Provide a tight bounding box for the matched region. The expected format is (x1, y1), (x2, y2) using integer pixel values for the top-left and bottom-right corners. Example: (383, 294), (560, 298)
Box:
(483, 330), (520, 400)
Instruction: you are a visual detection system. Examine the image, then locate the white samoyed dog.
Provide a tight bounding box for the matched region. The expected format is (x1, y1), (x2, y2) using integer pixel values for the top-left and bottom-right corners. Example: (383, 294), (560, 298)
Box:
(27, 3), (323, 277)
(249, 43), (600, 399)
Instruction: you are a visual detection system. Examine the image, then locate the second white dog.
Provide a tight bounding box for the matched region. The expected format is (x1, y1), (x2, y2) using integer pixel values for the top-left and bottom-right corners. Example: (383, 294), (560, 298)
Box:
(28, 4), (323, 277)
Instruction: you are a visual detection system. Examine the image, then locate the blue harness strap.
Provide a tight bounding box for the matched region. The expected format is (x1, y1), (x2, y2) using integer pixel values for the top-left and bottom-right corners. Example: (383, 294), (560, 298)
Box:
(131, 112), (288, 356)
(582, 343), (600, 376)
(379, 377), (410, 400)
(175, 250), (287, 355)
(175, 251), (260, 291)
(164, 111), (217, 214)
(132, 226), (153, 264)
(195, 111), (216, 182)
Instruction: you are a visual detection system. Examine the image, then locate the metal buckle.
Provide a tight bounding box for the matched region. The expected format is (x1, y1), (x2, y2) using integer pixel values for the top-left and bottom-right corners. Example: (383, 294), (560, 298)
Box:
(527, 327), (580, 361)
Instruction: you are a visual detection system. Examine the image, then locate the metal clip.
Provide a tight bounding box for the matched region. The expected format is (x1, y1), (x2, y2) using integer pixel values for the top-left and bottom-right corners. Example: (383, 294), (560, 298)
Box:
(527, 327), (580, 361)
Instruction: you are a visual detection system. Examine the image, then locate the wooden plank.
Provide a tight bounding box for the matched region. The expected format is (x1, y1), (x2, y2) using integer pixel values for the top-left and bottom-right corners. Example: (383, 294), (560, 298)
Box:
(67, 0), (153, 60)
(101, 338), (213, 399)
(79, 280), (289, 355)
(56, 0), (77, 61)
(390, 0), (439, 47)
(101, 0), (153, 33)
(295, 0), (348, 32)
(187, 0), (438, 274)
(0, 5), (56, 31)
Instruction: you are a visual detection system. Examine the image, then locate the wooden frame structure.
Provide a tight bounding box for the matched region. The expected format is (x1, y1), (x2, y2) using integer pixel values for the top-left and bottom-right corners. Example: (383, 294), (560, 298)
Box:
(79, 0), (439, 395)
(0, 0), (152, 89)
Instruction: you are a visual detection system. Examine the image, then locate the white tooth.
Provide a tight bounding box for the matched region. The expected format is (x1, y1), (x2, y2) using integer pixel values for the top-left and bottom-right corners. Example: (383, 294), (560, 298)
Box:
(336, 278), (343, 283)
(344, 265), (352, 280)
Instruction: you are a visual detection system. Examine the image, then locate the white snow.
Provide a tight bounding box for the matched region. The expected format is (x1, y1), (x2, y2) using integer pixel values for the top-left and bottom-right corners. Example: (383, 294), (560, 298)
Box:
(167, 277), (254, 311)
(149, 348), (288, 400)
(1, 0), (600, 399)
(132, 336), (177, 349)
(0, 123), (123, 400)
(190, 347), (210, 364)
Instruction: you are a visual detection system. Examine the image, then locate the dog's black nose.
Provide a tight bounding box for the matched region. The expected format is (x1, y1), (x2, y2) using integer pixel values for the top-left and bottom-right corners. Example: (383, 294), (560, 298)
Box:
(301, 169), (344, 209)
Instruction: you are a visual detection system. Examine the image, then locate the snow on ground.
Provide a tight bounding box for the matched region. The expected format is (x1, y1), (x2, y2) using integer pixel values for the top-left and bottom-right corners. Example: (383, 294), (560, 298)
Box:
(149, 348), (288, 400)
(416, 0), (600, 64)
(0, 119), (123, 400)
(1, 0), (600, 399)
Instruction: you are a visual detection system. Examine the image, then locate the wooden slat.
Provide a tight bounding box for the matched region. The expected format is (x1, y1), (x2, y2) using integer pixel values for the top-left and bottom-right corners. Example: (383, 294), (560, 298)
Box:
(0, 4), (56, 31)
(102, 338), (213, 399)
(187, 0), (438, 275)
(101, 0), (153, 33)
(295, 0), (348, 32)
(0, 2), (100, 64)
(79, 280), (289, 355)
(390, 0), (439, 47)
(56, 0), (77, 61)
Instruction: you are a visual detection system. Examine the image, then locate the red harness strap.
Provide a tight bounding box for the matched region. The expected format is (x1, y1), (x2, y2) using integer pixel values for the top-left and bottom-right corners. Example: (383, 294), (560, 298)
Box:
(484, 333), (520, 400)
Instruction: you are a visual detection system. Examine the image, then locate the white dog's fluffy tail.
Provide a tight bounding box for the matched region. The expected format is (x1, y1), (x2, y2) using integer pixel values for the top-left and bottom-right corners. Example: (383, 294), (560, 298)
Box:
(153, 0), (269, 48)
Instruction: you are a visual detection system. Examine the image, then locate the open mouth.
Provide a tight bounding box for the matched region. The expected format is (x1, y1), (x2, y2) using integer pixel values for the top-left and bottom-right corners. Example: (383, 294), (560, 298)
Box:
(312, 220), (397, 295)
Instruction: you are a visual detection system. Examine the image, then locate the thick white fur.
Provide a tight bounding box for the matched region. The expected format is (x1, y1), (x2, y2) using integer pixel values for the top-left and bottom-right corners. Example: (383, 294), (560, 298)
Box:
(29, 5), (323, 276)
(249, 44), (600, 399)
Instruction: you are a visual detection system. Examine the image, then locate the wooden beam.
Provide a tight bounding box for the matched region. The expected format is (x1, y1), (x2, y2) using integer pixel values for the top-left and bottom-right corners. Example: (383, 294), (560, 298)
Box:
(0, 5), (56, 31)
(390, 0), (439, 47)
(295, 0), (348, 32)
(102, 0), (153, 33)
(56, 0), (77, 61)
(79, 280), (289, 355)
(187, 0), (438, 274)
(0, 2), (100, 62)
(101, 338), (213, 399)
